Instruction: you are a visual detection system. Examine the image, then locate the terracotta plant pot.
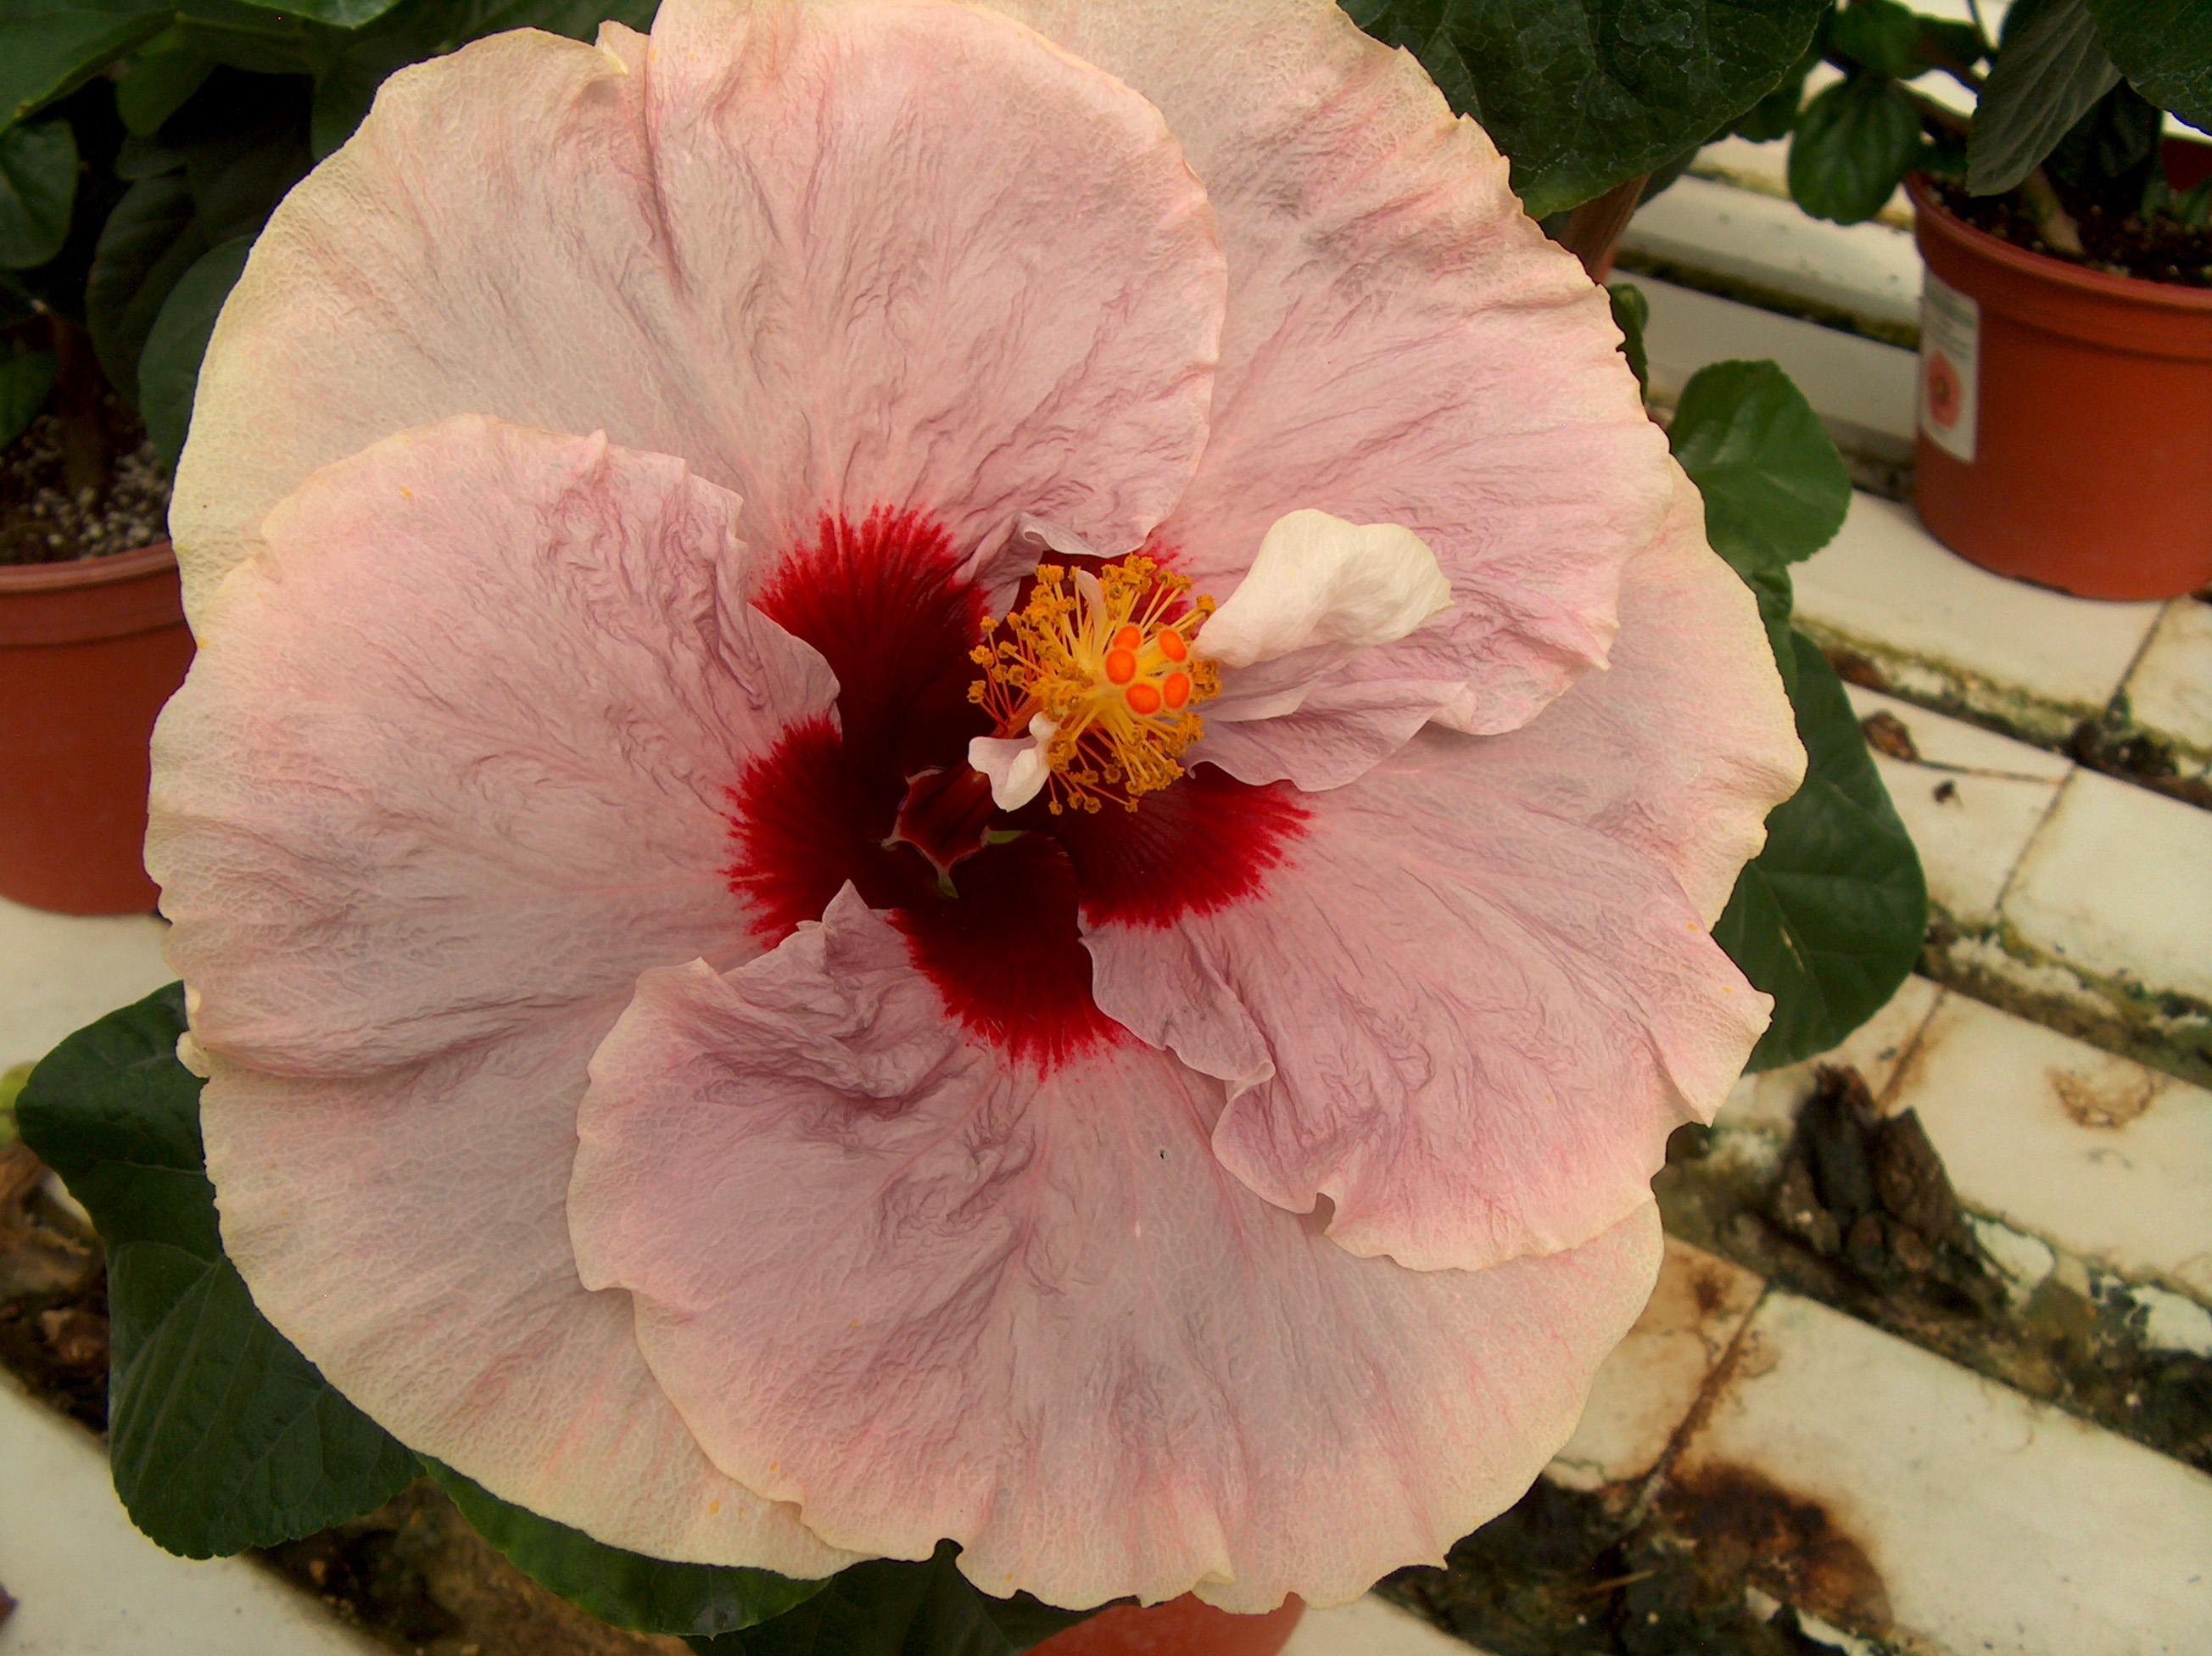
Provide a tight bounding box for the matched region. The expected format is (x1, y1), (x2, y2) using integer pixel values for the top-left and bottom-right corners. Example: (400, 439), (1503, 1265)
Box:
(1032, 1595), (1304, 1656)
(0, 542), (193, 915)
(1908, 174), (2212, 601)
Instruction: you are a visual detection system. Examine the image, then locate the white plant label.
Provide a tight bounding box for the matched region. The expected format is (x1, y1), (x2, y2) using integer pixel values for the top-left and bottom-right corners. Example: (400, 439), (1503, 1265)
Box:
(1919, 270), (1980, 464)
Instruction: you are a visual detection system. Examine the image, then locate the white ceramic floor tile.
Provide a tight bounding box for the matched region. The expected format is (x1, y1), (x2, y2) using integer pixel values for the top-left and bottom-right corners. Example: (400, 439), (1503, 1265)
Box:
(1548, 1239), (1764, 1491)
(2002, 769), (2212, 1008)
(1891, 992), (2212, 1299)
(0, 1375), (377, 1655)
(1842, 685), (2070, 930)
(1282, 1596), (1488, 1656)
(1620, 176), (1925, 333)
(1793, 493), (2165, 739)
(2123, 599), (2212, 766)
(1717, 973), (1945, 1148)
(1626, 276), (1918, 445)
(0, 897), (171, 1072)
(1673, 1292), (2212, 1656)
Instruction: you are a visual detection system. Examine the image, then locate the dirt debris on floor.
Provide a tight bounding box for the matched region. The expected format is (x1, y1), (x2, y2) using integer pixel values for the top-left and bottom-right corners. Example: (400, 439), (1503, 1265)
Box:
(263, 1482), (690, 1656)
(1379, 1474), (1885, 1656)
(1658, 1068), (2212, 1475)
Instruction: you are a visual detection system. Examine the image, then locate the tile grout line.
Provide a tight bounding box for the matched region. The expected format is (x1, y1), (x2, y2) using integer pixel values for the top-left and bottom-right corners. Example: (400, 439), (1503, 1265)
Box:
(1980, 767), (2076, 937)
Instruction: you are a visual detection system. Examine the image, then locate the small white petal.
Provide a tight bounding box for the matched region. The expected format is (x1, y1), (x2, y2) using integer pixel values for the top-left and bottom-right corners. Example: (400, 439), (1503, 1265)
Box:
(1012, 514), (1104, 562)
(1198, 509), (1452, 670)
(968, 713), (1059, 811)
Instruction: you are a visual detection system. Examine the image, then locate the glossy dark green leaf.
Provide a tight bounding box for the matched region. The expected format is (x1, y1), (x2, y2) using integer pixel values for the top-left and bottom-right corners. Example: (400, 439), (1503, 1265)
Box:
(1667, 359), (1852, 573)
(140, 233), (248, 468)
(115, 30), (220, 137)
(228, 0), (408, 27)
(1829, 0), (1923, 78)
(1715, 635), (1927, 1071)
(86, 171), (201, 405)
(0, 3), (175, 131)
(1607, 279), (1650, 394)
(1968, 0), (2121, 194)
(2085, 0), (2212, 132)
(2043, 79), (2164, 208)
(1729, 17), (1827, 142)
(0, 120), (79, 270)
(1737, 556), (1800, 697)
(15, 984), (419, 1558)
(427, 1461), (826, 1639)
(1788, 71), (1924, 223)
(1343, 0), (1828, 216)
(694, 1544), (1092, 1656)
(0, 341), (58, 448)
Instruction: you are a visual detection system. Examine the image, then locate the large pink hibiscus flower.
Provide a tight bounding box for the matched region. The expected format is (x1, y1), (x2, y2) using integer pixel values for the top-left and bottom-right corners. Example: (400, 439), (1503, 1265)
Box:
(148, 0), (1803, 1614)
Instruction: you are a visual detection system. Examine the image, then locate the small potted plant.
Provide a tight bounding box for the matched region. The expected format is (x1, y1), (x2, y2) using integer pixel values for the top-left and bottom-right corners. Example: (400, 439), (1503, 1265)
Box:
(1, 186), (190, 914)
(1728, 0), (2212, 600)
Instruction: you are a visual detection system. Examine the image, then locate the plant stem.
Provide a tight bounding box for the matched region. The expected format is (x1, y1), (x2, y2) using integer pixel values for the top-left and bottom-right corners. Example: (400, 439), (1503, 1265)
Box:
(1902, 85), (1972, 138)
(1557, 173), (1650, 282)
(2019, 166), (2086, 255)
(47, 314), (112, 498)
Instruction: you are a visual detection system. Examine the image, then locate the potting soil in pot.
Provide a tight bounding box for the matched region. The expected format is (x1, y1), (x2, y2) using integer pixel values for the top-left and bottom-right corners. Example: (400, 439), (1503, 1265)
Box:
(1, 399), (171, 566)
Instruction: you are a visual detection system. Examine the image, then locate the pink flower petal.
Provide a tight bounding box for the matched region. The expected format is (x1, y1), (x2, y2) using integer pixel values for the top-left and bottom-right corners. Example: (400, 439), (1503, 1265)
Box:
(170, 415), (857, 1568)
(987, 0), (1671, 743)
(201, 1022), (851, 1575)
(1468, 468), (1807, 925)
(1083, 479), (1802, 1273)
(172, 0), (1225, 623)
(151, 414), (832, 1075)
(569, 889), (1662, 1609)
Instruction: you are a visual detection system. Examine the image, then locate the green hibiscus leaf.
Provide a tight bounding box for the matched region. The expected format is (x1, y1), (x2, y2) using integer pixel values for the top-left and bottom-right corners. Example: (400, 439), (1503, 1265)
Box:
(140, 233), (249, 469)
(1667, 357), (1849, 698)
(427, 1461), (826, 1640)
(1968, 0), (2122, 195)
(0, 3), (176, 131)
(1788, 71), (1924, 224)
(1343, 0), (1828, 217)
(0, 339), (58, 448)
(0, 119), (79, 270)
(15, 984), (419, 1558)
(1667, 359), (1852, 576)
(86, 171), (202, 406)
(115, 29), (221, 137)
(1730, 17), (1828, 143)
(694, 1544), (1094, 1656)
(1828, 0), (1923, 79)
(1607, 279), (1649, 394)
(2084, 0), (2212, 134)
(1715, 635), (1928, 1071)
(227, 0), (409, 28)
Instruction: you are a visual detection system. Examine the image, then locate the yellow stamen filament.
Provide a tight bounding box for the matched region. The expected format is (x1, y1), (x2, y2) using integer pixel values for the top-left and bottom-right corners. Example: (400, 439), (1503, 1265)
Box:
(969, 557), (1221, 813)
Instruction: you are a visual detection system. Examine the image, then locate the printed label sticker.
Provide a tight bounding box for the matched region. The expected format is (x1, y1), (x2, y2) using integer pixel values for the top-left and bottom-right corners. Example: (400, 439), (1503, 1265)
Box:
(1919, 270), (1979, 464)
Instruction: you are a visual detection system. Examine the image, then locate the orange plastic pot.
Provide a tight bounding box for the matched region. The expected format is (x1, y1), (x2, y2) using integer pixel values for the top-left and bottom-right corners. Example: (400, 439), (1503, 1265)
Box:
(0, 542), (193, 915)
(1032, 1595), (1304, 1656)
(1908, 174), (2212, 600)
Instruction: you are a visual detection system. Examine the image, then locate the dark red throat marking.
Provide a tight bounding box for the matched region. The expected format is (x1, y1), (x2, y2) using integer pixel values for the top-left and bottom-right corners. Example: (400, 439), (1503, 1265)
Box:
(729, 507), (1305, 1071)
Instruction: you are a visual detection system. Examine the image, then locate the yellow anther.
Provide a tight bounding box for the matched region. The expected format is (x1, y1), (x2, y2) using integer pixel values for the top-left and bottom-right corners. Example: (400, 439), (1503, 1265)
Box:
(969, 556), (1221, 813)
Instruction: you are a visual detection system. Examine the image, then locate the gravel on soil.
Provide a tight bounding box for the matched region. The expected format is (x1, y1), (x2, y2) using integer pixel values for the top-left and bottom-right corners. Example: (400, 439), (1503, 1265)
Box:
(0, 400), (172, 567)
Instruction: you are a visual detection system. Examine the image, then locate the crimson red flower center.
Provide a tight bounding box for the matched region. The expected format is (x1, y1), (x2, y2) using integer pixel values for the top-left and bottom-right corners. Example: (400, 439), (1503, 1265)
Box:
(726, 508), (1306, 1070)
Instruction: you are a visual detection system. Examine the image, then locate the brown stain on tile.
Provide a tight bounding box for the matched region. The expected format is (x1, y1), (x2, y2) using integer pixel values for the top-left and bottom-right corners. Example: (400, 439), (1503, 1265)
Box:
(2051, 1066), (2159, 1129)
(1689, 1260), (1731, 1320)
(1665, 1462), (1894, 1634)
